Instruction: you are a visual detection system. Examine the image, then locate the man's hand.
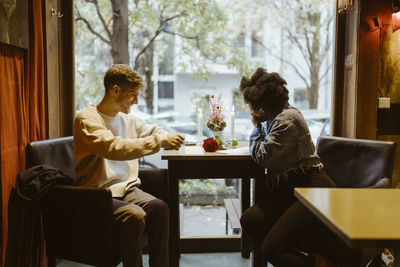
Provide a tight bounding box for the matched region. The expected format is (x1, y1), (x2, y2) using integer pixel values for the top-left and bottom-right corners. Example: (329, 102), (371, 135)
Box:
(251, 115), (262, 128)
(162, 134), (185, 150)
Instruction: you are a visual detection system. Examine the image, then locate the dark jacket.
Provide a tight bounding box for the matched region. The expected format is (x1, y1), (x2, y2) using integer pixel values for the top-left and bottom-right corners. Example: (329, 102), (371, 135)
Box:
(5, 165), (73, 267)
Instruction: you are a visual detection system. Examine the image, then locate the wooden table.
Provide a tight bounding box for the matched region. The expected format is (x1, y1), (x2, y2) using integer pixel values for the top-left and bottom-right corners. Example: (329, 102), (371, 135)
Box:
(162, 144), (266, 267)
(295, 188), (400, 266)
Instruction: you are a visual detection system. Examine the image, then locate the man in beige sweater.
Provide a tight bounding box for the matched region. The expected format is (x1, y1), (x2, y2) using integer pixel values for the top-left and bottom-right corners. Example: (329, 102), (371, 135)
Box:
(74, 64), (184, 267)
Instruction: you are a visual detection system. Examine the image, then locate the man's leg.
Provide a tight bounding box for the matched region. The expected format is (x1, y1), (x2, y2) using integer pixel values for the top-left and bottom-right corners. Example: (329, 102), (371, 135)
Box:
(124, 187), (169, 267)
(113, 201), (146, 267)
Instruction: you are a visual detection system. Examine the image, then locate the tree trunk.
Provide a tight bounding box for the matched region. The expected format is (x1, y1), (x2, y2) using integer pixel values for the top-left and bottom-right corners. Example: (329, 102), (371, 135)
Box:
(111, 0), (129, 64)
(135, 31), (155, 114)
(144, 66), (154, 114)
(308, 77), (319, 109)
(307, 13), (321, 109)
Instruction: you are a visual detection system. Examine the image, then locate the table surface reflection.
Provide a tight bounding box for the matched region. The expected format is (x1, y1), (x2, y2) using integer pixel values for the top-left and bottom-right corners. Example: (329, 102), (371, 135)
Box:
(161, 141), (250, 160)
(294, 188), (400, 248)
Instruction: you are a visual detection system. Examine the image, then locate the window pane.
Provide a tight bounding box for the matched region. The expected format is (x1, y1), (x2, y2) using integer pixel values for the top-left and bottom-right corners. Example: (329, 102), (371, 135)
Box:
(75, 0), (335, 237)
(158, 81), (174, 98)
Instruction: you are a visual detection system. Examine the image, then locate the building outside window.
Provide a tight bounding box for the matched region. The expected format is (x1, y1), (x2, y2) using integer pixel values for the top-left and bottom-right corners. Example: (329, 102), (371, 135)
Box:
(157, 81), (174, 112)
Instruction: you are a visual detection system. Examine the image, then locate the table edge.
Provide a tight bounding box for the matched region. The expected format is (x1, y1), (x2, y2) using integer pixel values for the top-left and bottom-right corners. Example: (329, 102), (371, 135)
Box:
(294, 188), (353, 247)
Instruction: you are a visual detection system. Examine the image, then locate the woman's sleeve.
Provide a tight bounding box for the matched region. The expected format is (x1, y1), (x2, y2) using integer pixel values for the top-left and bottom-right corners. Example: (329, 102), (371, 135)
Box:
(249, 119), (298, 170)
(75, 115), (167, 161)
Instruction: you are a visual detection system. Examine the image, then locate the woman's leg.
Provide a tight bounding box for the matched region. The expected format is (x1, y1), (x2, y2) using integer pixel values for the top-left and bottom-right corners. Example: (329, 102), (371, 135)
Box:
(240, 181), (295, 249)
(261, 169), (361, 267)
(261, 201), (320, 267)
(258, 169), (330, 267)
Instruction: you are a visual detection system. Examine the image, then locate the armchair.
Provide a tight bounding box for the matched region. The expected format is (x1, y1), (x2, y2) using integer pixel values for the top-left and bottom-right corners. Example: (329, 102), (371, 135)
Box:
(314, 136), (397, 266)
(26, 136), (169, 267)
(316, 136), (397, 188)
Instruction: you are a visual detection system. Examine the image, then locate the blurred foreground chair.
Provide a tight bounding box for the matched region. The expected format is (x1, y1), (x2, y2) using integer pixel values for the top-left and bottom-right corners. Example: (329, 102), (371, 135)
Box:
(316, 136), (396, 188)
(315, 136), (397, 266)
(26, 136), (169, 267)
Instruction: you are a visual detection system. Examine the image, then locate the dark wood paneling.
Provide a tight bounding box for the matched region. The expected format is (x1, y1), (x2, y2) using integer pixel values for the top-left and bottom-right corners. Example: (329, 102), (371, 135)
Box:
(377, 104), (400, 135)
(341, 0), (359, 137)
(44, 0), (74, 138)
(332, 11), (346, 136)
(59, 0), (74, 136)
(44, 0), (60, 138)
(356, 0), (391, 140)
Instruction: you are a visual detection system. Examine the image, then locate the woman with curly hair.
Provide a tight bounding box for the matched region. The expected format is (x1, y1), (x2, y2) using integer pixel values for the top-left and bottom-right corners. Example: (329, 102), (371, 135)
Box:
(239, 68), (360, 266)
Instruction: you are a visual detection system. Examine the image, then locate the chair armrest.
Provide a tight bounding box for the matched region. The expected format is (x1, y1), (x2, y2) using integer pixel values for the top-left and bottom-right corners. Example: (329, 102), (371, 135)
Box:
(138, 168), (168, 202)
(369, 177), (391, 188)
(41, 185), (116, 265)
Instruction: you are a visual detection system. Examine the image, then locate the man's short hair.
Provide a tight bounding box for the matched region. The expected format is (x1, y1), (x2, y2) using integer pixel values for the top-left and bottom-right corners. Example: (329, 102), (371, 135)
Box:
(103, 64), (146, 92)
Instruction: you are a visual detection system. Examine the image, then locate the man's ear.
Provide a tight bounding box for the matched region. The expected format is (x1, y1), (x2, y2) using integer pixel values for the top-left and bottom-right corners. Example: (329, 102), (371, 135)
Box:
(110, 85), (121, 97)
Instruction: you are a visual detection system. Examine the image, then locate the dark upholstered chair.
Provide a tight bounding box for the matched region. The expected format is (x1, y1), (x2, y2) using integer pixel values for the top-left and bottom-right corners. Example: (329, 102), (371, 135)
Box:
(315, 136), (397, 265)
(26, 136), (169, 267)
(316, 136), (397, 188)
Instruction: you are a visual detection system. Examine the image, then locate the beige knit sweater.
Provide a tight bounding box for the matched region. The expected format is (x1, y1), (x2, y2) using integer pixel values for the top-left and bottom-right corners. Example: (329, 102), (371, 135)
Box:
(73, 105), (168, 197)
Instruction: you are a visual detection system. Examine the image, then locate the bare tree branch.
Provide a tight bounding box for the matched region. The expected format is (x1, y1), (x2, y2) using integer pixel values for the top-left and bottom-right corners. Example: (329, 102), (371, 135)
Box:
(286, 30), (311, 68)
(318, 17), (333, 82)
(303, 31), (313, 63)
(161, 29), (198, 40)
(90, 0), (112, 40)
(283, 58), (310, 88)
(318, 63), (332, 83)
(320, 16), (332, 60)
(255, 37), (310, 88)
(164, 11), (187, 23)
(134, 11), (188, 68)
(75, 7), (111, 45)
(134, 28), (162, 69)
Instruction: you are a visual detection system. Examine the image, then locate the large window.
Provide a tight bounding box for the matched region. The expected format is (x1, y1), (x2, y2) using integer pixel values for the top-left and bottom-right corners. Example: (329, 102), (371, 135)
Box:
(74, 0), (335, 245)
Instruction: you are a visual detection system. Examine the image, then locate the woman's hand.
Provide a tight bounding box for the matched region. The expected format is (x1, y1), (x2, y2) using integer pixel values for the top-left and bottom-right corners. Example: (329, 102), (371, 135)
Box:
(251, 115), (262, 128)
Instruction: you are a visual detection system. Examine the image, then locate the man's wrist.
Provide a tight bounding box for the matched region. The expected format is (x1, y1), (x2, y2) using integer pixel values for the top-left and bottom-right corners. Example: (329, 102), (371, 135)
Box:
(159, 133), (170, 147)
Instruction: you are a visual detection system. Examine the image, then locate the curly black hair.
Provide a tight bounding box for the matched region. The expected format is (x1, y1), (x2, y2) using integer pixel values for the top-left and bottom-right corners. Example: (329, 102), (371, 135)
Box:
(239, 68), (289, 115)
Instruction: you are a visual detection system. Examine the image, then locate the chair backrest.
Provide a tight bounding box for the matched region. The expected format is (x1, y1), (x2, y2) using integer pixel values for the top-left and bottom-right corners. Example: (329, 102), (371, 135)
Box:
(25, 137), (118, 266)
(26, 136), (76, 180)
(316, 136), (396, 188)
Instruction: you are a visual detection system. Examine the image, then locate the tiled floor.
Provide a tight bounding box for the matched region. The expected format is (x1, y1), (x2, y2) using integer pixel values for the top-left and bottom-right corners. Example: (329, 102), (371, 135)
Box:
(58, 253), (253, 267)
(182, 205), (232, 236)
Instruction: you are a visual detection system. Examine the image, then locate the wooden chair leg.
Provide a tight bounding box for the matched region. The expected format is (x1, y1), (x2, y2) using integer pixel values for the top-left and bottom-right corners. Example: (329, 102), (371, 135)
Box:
(241, 232), (251, 258)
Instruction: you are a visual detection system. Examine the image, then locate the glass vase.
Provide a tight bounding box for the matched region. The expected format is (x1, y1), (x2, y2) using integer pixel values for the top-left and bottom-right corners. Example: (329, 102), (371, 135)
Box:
(212, 130), (224, 139)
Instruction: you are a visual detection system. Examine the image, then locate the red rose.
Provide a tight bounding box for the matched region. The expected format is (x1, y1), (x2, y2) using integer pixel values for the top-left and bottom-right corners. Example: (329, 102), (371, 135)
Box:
(202, 137), (220, 152)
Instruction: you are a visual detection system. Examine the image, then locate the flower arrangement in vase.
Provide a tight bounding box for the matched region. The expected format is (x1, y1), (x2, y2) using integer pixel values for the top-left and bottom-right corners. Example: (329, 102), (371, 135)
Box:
(205, 92), (227, 150)
(206, 92), (226, 133)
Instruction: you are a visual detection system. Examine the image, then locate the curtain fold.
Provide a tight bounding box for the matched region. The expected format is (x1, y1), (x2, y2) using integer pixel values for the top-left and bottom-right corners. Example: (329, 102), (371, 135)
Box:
(0, 0), (46, 265)
(0, 43), (27, 267)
